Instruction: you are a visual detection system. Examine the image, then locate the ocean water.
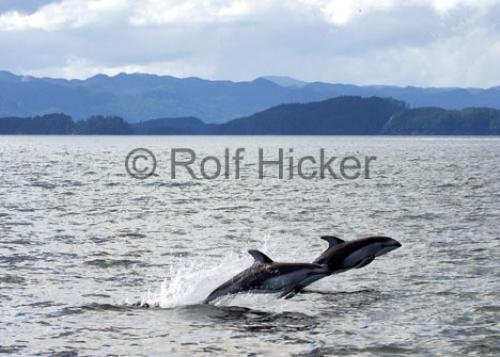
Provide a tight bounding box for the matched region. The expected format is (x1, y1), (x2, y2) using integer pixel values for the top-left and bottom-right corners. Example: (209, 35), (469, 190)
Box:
(0, 136), (499, 356)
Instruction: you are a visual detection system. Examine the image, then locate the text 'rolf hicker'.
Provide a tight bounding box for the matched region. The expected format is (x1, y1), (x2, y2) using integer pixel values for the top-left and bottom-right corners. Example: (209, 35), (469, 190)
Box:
(125, 148), (377, 180)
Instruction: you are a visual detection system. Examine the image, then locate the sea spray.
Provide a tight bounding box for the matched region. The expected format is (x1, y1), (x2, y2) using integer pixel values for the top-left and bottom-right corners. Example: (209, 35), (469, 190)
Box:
(138, 233), (304, 309)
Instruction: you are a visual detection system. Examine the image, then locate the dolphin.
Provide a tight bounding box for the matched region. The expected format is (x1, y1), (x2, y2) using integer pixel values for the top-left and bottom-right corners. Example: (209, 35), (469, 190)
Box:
(279, 236), (402, 299)
(203, 249), (331, 304)
(314, 236), (402, 272)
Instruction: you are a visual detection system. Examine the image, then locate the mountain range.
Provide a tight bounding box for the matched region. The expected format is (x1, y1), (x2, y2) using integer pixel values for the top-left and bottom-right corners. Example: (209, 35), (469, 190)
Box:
(1, 70), (500, 123)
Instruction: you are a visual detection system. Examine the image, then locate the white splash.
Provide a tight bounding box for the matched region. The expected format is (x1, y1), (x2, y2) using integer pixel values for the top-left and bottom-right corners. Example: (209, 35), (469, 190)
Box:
(138, 233), (303, 310)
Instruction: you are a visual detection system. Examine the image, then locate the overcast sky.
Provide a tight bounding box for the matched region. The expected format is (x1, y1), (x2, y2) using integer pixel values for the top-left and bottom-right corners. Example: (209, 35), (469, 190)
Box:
(0, 0), (499, 87)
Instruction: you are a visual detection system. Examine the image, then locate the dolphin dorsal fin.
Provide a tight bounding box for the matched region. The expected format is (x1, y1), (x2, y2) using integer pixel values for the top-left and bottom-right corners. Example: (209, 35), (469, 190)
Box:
(248, 249), (273, 264)
(320, 236), (345, 247)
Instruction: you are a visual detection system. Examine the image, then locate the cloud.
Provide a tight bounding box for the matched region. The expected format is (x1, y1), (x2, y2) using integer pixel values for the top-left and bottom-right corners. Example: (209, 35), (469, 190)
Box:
(129, 0), (254, 26)
(1, 0), (498, 30)
(0, 0), (499, 87)
(27, 55), (216, 79)
(0, 0), (127, 31)
(0, 0), (257, 30)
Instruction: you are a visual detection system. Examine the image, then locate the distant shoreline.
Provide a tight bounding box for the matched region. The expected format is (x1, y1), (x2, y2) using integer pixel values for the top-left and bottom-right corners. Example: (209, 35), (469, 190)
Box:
(2, 96), (500, 136)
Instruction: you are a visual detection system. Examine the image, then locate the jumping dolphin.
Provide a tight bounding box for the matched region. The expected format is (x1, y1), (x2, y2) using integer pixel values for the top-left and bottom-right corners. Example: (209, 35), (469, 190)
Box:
(203, 249), (331, 304)
(279, 236), (402, 299)
(314, 236), (402, 272)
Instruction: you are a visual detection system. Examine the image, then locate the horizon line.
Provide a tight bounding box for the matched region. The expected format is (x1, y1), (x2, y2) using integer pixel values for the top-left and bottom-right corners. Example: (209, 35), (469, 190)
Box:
(0, 69), (496, 91)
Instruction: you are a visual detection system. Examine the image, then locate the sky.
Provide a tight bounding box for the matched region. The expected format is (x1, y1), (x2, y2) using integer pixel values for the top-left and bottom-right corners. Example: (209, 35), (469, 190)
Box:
(0, 0), (499, 87)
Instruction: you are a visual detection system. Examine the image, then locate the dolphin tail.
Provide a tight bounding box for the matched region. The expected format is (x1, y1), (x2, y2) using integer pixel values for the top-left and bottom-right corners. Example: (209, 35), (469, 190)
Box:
(203, 293), (217, 304)
(204, 289), (234, 304)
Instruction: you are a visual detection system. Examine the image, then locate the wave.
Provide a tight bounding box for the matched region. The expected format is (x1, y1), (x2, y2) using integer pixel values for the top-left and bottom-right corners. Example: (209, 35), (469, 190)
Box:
(84, 259), (145, 268)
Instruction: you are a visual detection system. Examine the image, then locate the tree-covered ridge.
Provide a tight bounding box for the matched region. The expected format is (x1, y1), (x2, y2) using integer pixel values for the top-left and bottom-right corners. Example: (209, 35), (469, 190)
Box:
(0, 114), (75, 134)
(0, 97), (499, 135)
(217, 96), (407, 134)
(74, 115), (133, 134)
(382, 107), (500, 135)
(0, 114), (132, 135)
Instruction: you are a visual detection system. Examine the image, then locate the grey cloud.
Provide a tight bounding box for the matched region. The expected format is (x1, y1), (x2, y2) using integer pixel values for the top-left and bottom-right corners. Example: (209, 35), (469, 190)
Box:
(0, 0), (499, 87)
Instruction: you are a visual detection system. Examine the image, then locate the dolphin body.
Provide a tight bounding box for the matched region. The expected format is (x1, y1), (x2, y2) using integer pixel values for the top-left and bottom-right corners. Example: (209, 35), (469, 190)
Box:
(203, 249), (331, 304)
(279, 236), (402, 299)
(313, 236), (402, 272)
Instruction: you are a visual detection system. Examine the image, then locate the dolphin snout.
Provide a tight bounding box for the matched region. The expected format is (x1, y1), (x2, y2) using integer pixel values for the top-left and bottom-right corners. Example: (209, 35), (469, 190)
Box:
(392, 240), (402, 248)
(374, 238), (402, 257)
(383, 237), (401, 248)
